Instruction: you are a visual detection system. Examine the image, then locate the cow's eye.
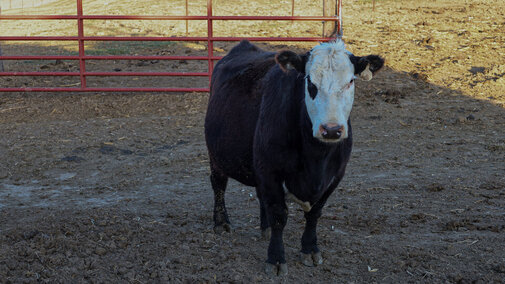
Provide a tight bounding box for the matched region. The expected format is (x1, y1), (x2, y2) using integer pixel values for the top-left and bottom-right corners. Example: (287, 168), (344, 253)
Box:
(307, 76), (318, 99)
(350, 78), (355, 84)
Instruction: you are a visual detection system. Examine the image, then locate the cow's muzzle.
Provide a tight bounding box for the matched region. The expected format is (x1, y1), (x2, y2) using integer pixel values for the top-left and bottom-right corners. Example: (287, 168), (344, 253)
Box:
(319, 123), (344, 140)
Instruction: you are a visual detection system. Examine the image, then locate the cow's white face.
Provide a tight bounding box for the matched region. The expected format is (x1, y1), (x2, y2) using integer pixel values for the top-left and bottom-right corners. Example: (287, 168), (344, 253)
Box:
(304, 41), (355, 142)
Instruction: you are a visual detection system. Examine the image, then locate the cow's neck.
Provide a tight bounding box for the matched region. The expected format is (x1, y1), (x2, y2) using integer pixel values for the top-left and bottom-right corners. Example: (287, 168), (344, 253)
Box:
(287, 105), (352, 202)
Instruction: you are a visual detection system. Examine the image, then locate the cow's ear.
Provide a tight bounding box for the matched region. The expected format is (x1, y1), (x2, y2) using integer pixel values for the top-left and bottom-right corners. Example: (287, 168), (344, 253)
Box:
(275, 50), (308, 73)
(349, 54), (384, 81)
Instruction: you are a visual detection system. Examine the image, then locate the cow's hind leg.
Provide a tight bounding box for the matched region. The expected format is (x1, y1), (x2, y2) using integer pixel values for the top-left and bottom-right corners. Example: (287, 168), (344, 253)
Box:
(211, 169), (231, 233)
(257, 192), (271, 240)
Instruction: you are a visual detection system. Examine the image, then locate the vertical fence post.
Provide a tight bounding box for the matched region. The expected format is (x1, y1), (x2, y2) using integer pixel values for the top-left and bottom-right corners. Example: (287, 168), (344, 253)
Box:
(322, 0), (326, 37)
(336, 0), (342, 38)
(185, 0), (189, 36)
(0, 45), (4, 72)
(0, 5), (4, 72)
(77, 0), (86, 89)
(291, 0), (294, 23)
(207, 0), (213, 85)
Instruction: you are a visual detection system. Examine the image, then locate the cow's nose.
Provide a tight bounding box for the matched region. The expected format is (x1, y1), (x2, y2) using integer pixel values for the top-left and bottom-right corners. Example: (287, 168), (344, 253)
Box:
(319, 123), (344, 139)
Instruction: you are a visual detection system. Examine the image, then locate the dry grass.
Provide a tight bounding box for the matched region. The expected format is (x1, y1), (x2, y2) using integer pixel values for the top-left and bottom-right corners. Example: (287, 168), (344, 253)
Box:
(342, 0), (505, 103)
(0, 0), (58, 10)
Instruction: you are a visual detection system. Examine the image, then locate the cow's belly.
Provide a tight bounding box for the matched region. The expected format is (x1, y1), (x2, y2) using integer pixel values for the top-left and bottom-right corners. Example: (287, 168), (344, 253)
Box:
(205, 91), (261, 187)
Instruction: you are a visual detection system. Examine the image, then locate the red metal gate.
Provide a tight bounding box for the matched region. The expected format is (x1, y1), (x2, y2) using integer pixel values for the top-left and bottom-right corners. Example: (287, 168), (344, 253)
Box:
(0, 0), (342, 93)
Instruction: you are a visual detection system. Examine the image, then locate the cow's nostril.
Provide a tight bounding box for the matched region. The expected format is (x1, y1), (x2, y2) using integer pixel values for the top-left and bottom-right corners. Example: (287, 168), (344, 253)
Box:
(320, 124), (344, 140)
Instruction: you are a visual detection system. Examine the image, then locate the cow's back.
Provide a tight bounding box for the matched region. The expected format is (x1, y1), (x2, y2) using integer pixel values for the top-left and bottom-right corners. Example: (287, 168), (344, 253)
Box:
(205, 41), (276, 186)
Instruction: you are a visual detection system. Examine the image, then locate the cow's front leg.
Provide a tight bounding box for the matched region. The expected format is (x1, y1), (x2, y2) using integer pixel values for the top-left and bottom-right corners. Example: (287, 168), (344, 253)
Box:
(264, 201), (288, 276)
(300, 207), (324, 266)
(300, 179), (341, 267)
(299, 174), (343, 267)
(261, 183), (288, 276)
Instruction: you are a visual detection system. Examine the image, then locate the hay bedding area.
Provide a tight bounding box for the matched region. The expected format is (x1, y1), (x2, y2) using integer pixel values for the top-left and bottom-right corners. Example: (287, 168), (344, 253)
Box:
(0, 0), (504, 282)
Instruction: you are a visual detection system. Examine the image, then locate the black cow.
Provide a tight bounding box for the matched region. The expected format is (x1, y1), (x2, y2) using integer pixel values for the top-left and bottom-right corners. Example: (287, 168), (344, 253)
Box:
(204, 40), (384, 275)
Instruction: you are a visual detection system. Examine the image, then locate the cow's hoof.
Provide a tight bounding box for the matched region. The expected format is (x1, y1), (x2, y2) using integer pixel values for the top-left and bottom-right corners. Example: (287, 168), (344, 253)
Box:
(261, 228), (271, 241)
(301, 252), (323, 267)
(301, 253), (314, 266)
(264, 262), (288, 276)
(312, 252), (323, 266)
(278, 263), (288, 276)
(213, 223), (232, 234)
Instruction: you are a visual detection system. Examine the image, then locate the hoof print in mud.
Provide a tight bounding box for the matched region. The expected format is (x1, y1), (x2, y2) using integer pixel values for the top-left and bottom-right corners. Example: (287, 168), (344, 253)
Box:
(213, 223), (232, 234)
(301, 251), (323, 267)
(264, 262), (288, 276)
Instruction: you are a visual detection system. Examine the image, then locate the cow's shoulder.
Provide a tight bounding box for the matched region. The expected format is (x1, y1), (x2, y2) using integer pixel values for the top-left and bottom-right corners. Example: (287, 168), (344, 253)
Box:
(253, 68), (305, 171)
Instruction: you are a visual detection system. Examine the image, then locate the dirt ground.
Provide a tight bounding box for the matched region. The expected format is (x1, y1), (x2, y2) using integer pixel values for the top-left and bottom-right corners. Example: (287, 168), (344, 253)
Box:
(1, 0), (505, 283)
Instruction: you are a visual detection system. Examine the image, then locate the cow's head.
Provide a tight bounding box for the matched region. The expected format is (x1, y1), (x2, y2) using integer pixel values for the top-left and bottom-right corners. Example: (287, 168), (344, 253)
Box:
(275, 40), (384, 143)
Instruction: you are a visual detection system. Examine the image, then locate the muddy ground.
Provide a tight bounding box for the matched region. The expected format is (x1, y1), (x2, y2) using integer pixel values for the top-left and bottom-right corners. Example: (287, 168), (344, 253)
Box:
(1, 0), (505, 283)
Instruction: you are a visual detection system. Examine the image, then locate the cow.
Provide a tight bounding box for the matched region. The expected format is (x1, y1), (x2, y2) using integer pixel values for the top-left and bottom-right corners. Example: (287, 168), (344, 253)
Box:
(204, 39), (384, 276)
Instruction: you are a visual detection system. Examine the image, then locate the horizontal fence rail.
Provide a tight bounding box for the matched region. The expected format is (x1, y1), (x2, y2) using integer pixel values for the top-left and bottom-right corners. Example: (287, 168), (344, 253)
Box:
(0, 0), (342, 93)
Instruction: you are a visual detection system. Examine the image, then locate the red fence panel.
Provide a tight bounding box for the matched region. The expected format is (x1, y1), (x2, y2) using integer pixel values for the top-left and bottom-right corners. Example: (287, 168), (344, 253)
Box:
(0, 0), (342, 93)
